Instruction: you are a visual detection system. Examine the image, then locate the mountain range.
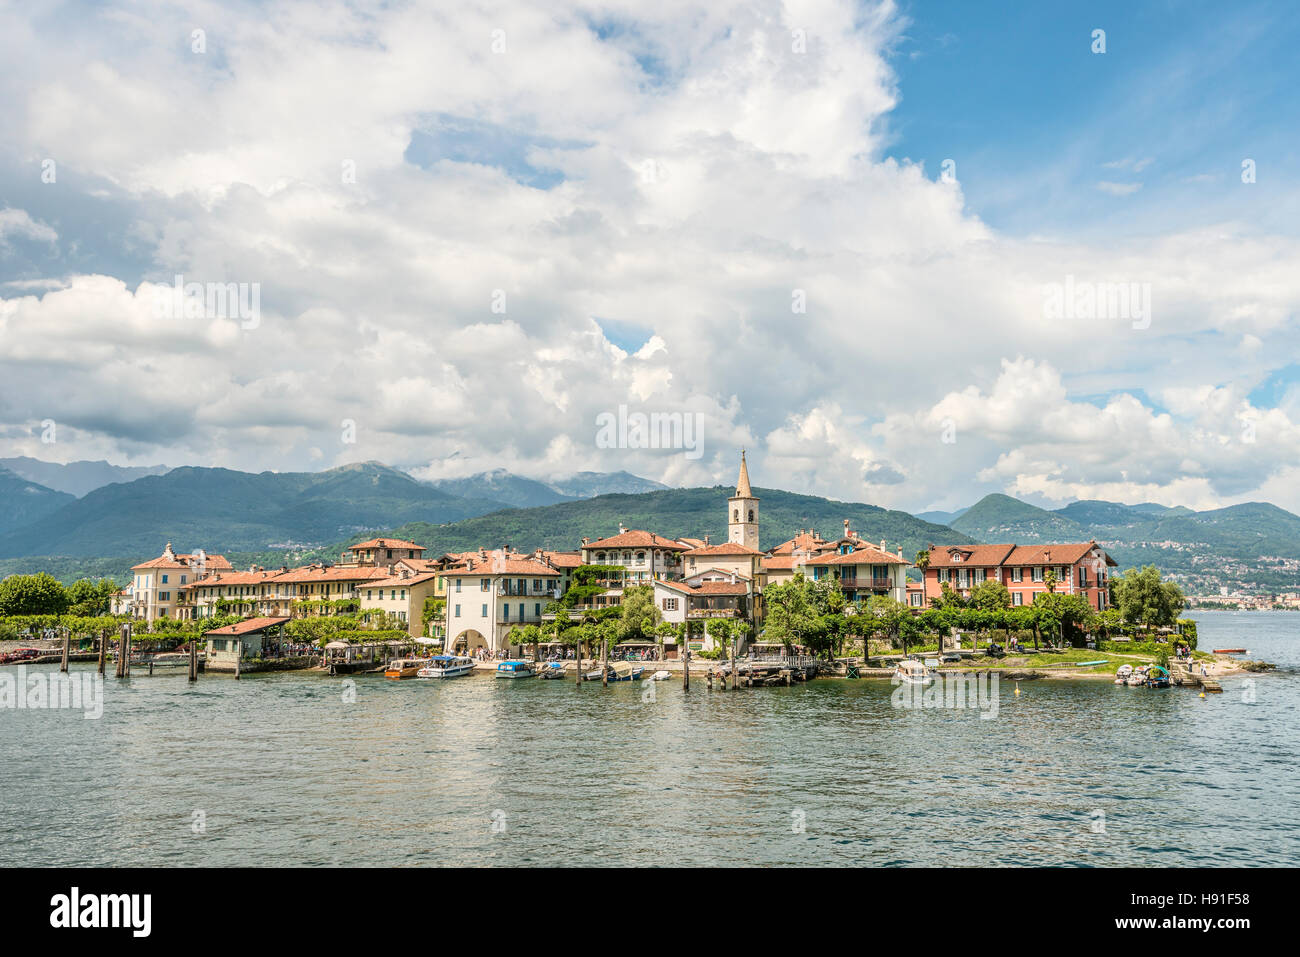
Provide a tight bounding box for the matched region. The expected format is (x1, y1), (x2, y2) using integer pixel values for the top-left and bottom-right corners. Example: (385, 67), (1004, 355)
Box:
(1, 459), (1298, 593)
(0, 457), (169, 498)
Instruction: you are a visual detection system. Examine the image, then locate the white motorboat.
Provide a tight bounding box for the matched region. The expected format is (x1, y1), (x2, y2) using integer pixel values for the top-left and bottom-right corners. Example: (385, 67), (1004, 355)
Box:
(1114, 664), (1134, 685)
(895, 658), (933, 686)
(1125, 665), (1149, 687)
(648, 670), (672, 681)
(417, 655), (476, 678)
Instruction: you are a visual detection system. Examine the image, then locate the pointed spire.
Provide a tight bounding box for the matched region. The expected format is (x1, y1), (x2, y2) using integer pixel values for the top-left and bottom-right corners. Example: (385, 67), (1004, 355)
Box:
(735, 449), (753, 498)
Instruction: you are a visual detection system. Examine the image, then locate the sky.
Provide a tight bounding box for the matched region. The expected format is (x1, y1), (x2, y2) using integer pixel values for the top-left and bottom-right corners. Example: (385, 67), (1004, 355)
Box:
(2, 0), (1299, 515)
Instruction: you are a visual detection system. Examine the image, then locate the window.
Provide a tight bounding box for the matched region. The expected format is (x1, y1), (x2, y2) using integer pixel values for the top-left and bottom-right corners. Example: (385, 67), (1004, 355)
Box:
(518, 604), (524, 620)
(663, 597), (679, 611)
(534, 604), (540, 617)
(503, 605), (509, 621)
(455, 578), (462, 592)
(733, 509), (739, 521)
(180, 575), (187, 584)
(1032, 567), (1044, 582)
(1078, 567), (1087, 587)
(976, 568), (987, 582)
(938, 568), (949, 583)
(533, 579), (541, 591)
(748, 509), (754, 522)
(481, 604), (488, 617)
(454, 604), (461, 618)
(162, 574), (169, 584)
(1011, 567), (1022, 583)
(159, 591), (170, 601)
(1013, 592), (1023, 606)
(480, 578), (490, 591)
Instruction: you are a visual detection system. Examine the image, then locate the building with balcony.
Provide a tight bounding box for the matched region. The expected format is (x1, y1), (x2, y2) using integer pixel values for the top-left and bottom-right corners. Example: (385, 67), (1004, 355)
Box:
(654, 570), (754, 653)
(922, 541), (1117, 610)
(441, 550), (563, 654)
(128, 544), (232, 622)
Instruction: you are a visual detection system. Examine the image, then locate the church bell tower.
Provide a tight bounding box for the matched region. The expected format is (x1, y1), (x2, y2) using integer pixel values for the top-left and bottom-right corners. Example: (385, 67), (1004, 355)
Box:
(728, 450), (760, 550)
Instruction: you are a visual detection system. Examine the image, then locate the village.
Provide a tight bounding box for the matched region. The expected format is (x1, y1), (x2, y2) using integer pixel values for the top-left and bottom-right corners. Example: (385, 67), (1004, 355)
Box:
(35, 451), (1237, 689)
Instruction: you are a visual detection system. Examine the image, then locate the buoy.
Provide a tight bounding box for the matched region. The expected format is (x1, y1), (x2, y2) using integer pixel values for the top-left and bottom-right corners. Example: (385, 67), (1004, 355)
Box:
(1014, 685), (1021, 696)
(1199, 692), (1205, 699)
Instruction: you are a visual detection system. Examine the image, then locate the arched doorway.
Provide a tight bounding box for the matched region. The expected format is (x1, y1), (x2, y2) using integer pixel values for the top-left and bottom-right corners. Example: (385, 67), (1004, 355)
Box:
(452, 629), (488, 655)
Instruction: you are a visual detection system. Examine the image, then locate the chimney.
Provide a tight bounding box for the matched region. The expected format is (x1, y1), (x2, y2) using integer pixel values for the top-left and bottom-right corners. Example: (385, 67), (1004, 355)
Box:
(897, 546), (904, 559)
(618, 522), (627, 534)
(880, 539), (887, 553)
(704, 534), (710, 546)
(581, 538), (590, 546)
(163, 542), (175, 560)
(844, 519), (850, 536)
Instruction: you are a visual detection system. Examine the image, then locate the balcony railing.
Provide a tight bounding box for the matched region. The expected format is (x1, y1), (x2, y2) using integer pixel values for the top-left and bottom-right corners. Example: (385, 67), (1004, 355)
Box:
(686, 608), (739, 619)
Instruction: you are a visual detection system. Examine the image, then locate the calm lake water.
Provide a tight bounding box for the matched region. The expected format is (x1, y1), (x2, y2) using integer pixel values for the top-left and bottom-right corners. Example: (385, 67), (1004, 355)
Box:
(2, 610), (1297, 867)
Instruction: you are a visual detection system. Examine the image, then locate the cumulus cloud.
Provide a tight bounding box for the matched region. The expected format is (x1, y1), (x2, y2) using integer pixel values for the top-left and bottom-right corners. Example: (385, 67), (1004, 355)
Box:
(1, 0), (1298, 514)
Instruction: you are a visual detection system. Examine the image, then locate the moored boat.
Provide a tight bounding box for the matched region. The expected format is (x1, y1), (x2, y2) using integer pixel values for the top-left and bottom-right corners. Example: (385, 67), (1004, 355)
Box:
(1126, 665), (1150, 686)
(416, 655), (475, 679)
(495, 660), (535, 679)
(648, 670), (672, 681)
(608, 661), (644, 682)
(895, 658), (933, 686)
(1146, 665), (1171, 689)
(385, 657), (431, 679)
(1114, 664), (1134, 684)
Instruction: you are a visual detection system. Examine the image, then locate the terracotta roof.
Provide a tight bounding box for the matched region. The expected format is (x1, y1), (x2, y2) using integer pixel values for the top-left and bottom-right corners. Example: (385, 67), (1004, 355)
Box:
(803, 545), (910, 567)
(685, 542), (765, 556)
(538, 551), (583, 568)
(657, 580), (750, 597)
(768, 532), (829, 556)
(676, 537), (708, 549)
(762, 556), (796, 571)
(349, 538), (425, 552)
(133, 551), (233, 571)
(270, 565), (391, 584)
(444, 554), (560, 577)
(183, 570), (281, 590)
(1004, 542), (1113, 567)
(925, 544), (1017, 569)
(203, 616), (290, 636)
(583, 530), (689, 551)
(366, 572), (440, 588)
(687, 568), (752, 583)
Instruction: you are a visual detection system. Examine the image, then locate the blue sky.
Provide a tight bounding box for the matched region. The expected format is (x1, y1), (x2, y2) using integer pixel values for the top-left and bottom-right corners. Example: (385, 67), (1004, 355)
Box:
(884, 0), (1300, 239)
(2, 0), (1300, 514)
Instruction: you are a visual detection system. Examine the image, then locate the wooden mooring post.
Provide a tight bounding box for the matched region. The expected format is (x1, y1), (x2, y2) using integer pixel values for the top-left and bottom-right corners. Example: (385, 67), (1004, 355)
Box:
(97, 629), (107, 676)
(122, 626), (132, 678)
(188, 637), (199, 682)
(730, 647), (737, 690)
(682, 646), (690, 692)
(234, 640), (242, 680)
(59, 629), (70, 673)
(601, 639), (608, 688)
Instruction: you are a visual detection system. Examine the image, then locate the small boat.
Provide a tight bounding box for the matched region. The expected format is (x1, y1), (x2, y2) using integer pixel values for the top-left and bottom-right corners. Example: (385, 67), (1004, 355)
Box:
(385, 657), (431, 679)
(1126, 665), (1149, 687)
(1212, 648), (1247, 654)
(895, 659), (933, 686)
(495, 660), (535, 679)
(583, 667), (606, 681)
(1074, 660), (1109, 667)
(417, 655), (475, 679)
(147, 652), (193, 670)
(1114, 664), (1134, 684)
(1146, 665), (1171, 689)
(608, 662), (644, 682)
(648, 670), (672, 681)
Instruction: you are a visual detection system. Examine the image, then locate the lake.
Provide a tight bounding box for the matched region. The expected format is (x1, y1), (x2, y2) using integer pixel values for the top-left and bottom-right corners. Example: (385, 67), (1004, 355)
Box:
(2, 610), (1297, 866)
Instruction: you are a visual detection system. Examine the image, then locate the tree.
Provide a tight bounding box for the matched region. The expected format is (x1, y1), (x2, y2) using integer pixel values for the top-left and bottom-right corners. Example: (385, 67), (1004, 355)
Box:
(705, 617), (734, 657)
(0, 573), (69, 616)
(1112, 565), (1185, 629)
(618, 584), (662, 641)
(931, 582), (967, 610)
(762, 573), (843, 658)
(968, 579), (1010, 612)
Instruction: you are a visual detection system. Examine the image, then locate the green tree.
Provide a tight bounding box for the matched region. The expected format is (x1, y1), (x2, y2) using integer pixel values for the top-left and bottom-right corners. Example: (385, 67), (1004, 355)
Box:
(1112, 565), (1185, 629)
(0, 573), (69, 616)
(968, 579), (1011, 611)
(618, 584), (662, 640)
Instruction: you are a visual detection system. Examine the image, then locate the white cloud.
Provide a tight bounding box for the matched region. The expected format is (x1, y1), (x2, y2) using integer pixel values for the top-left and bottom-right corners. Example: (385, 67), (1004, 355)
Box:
(1, 1), (1299, 516)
